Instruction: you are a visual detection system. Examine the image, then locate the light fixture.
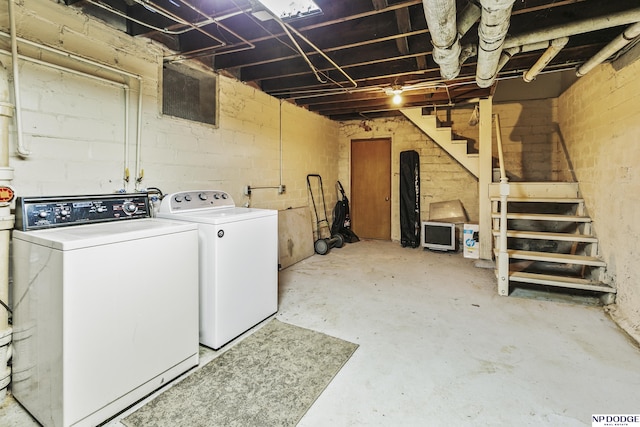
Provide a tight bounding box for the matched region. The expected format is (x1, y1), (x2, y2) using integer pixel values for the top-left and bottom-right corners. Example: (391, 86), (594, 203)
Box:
(257, 0), (323, 21)
(387, 85), (403, 105)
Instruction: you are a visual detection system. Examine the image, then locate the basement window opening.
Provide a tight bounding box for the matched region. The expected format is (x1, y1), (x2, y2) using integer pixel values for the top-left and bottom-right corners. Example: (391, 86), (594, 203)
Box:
(162, 63), (218, 126)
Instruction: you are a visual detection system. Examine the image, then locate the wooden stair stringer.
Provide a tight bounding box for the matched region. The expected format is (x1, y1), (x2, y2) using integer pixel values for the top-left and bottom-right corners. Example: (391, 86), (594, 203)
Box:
(400, 107), (478, 178)
(491, 185), (614, 299)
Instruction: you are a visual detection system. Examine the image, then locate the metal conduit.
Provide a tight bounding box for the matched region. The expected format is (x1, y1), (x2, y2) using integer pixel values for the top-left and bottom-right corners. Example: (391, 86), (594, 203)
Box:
(131, 0), (227, 48)
(0, 29), (144, 188)
(86, 0), (256, 63)
(8, 0), (28, 157)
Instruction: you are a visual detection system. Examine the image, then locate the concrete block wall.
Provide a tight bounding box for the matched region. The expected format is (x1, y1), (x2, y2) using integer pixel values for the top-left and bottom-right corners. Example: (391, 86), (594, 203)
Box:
(339, 116), (479, 243)
(1, 0), (339, 220)
(558, 60), (640, 342)
(421, 101), (568, 184)
(491, 100), (564, 182)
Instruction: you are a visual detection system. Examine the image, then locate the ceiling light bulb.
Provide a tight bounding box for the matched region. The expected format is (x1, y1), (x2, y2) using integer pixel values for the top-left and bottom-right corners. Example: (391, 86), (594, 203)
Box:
(392, 93), (402, 105)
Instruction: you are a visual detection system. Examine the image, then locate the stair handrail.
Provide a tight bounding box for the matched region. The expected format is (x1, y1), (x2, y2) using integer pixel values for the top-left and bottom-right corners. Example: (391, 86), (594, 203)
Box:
(494, 114), (510, 295)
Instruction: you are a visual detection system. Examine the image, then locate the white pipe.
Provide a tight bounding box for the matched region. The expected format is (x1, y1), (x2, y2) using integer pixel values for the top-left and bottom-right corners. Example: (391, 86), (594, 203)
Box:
(0, 49), (135, 191)
(422, 0), (461, 80)
(8, 0), (29, 157)
(279, 100), (283, 188)
(496, 41), (553, 71)
(457, 1), (482, 37)
(0, 30), (144, 191)
(134, 82), (143, 190)
(476, 0), (516, 88)
(455, 2), (482, 66)
(577, 22), (640, 77)
(504, 8), (640, 49)
(523, 37), (569, 82)
(0, 50), (128, 89)
(0, 63), (11, 327)
(124, 87), (130, 191)
(476, 7), (640, 78)
(0, 60), (14, 403)
(0, 31), (142, 80)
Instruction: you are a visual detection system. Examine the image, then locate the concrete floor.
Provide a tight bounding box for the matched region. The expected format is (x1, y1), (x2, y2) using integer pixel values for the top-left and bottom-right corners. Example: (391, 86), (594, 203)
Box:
(2, 239), (640, 426)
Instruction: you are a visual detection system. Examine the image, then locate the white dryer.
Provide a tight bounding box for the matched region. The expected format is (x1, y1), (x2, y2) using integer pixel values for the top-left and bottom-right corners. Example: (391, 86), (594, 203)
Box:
(11, 193), (199, 427)
(158, 190), (278, 350)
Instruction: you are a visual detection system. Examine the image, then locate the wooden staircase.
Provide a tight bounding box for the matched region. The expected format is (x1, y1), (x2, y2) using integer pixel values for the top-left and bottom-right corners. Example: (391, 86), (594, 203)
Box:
(490, 182), (616, 302)
(400, 107), (479, 178)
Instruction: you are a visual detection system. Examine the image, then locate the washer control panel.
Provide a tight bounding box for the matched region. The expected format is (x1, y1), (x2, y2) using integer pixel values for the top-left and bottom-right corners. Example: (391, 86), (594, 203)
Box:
(159, 190), (235, 213)
(15, 193), (151, 231)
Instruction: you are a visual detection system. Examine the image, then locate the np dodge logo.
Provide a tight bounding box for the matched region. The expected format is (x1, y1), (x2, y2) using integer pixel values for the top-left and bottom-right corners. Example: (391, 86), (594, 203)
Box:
(592, 414), (640, 426)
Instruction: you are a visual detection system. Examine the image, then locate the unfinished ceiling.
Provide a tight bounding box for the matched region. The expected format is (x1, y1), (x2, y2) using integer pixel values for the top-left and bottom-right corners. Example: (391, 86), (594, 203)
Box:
(66, 0), (640, 121)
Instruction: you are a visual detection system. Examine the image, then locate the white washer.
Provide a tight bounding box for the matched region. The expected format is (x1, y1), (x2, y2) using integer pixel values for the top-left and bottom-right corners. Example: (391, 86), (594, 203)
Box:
(158, 190), (278, 350)
(11, 194), (199, 427)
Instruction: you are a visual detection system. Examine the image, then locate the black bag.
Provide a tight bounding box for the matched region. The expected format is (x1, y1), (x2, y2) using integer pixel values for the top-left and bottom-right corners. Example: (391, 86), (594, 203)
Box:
(331, 181), (359, 243)
(400, 150), (420, 248)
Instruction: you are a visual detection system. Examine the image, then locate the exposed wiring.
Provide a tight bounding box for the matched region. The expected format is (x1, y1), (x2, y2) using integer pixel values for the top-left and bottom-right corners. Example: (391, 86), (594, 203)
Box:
(145, 187), (164, 199)
(233, 1), (356, 89)
(277, 18), (357, 89)
(275, 19), (326, 84)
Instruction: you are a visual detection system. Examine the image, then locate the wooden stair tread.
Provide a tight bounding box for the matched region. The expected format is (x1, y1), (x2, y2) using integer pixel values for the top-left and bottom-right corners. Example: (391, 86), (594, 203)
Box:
(495, 249), (606, 266)
(491, 230), (597, 242)
(491, 197), (583, 203)
(507, 271), (616, 293)
(491, 212), (591, 222)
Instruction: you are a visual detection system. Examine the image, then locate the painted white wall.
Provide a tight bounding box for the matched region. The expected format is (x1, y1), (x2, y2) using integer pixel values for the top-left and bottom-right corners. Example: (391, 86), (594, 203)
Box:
(558, 60), (640, 342)
(1, 0), (339, 215)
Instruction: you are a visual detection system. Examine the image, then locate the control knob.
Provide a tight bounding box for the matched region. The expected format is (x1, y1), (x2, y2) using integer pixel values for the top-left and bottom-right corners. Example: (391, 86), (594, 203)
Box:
(184, 194), (192, 202)
(199, 193), (208, 201)
(38, 211), (48, 218)
(123, 201), (138, 215)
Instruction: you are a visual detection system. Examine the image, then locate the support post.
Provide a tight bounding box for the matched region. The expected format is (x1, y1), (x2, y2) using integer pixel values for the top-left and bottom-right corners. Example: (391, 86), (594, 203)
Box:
(478, 97), (493, 260)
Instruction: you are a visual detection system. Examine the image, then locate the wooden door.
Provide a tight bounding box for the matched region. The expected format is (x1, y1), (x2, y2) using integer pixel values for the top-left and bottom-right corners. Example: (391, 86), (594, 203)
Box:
(351, 138), (391, 240)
